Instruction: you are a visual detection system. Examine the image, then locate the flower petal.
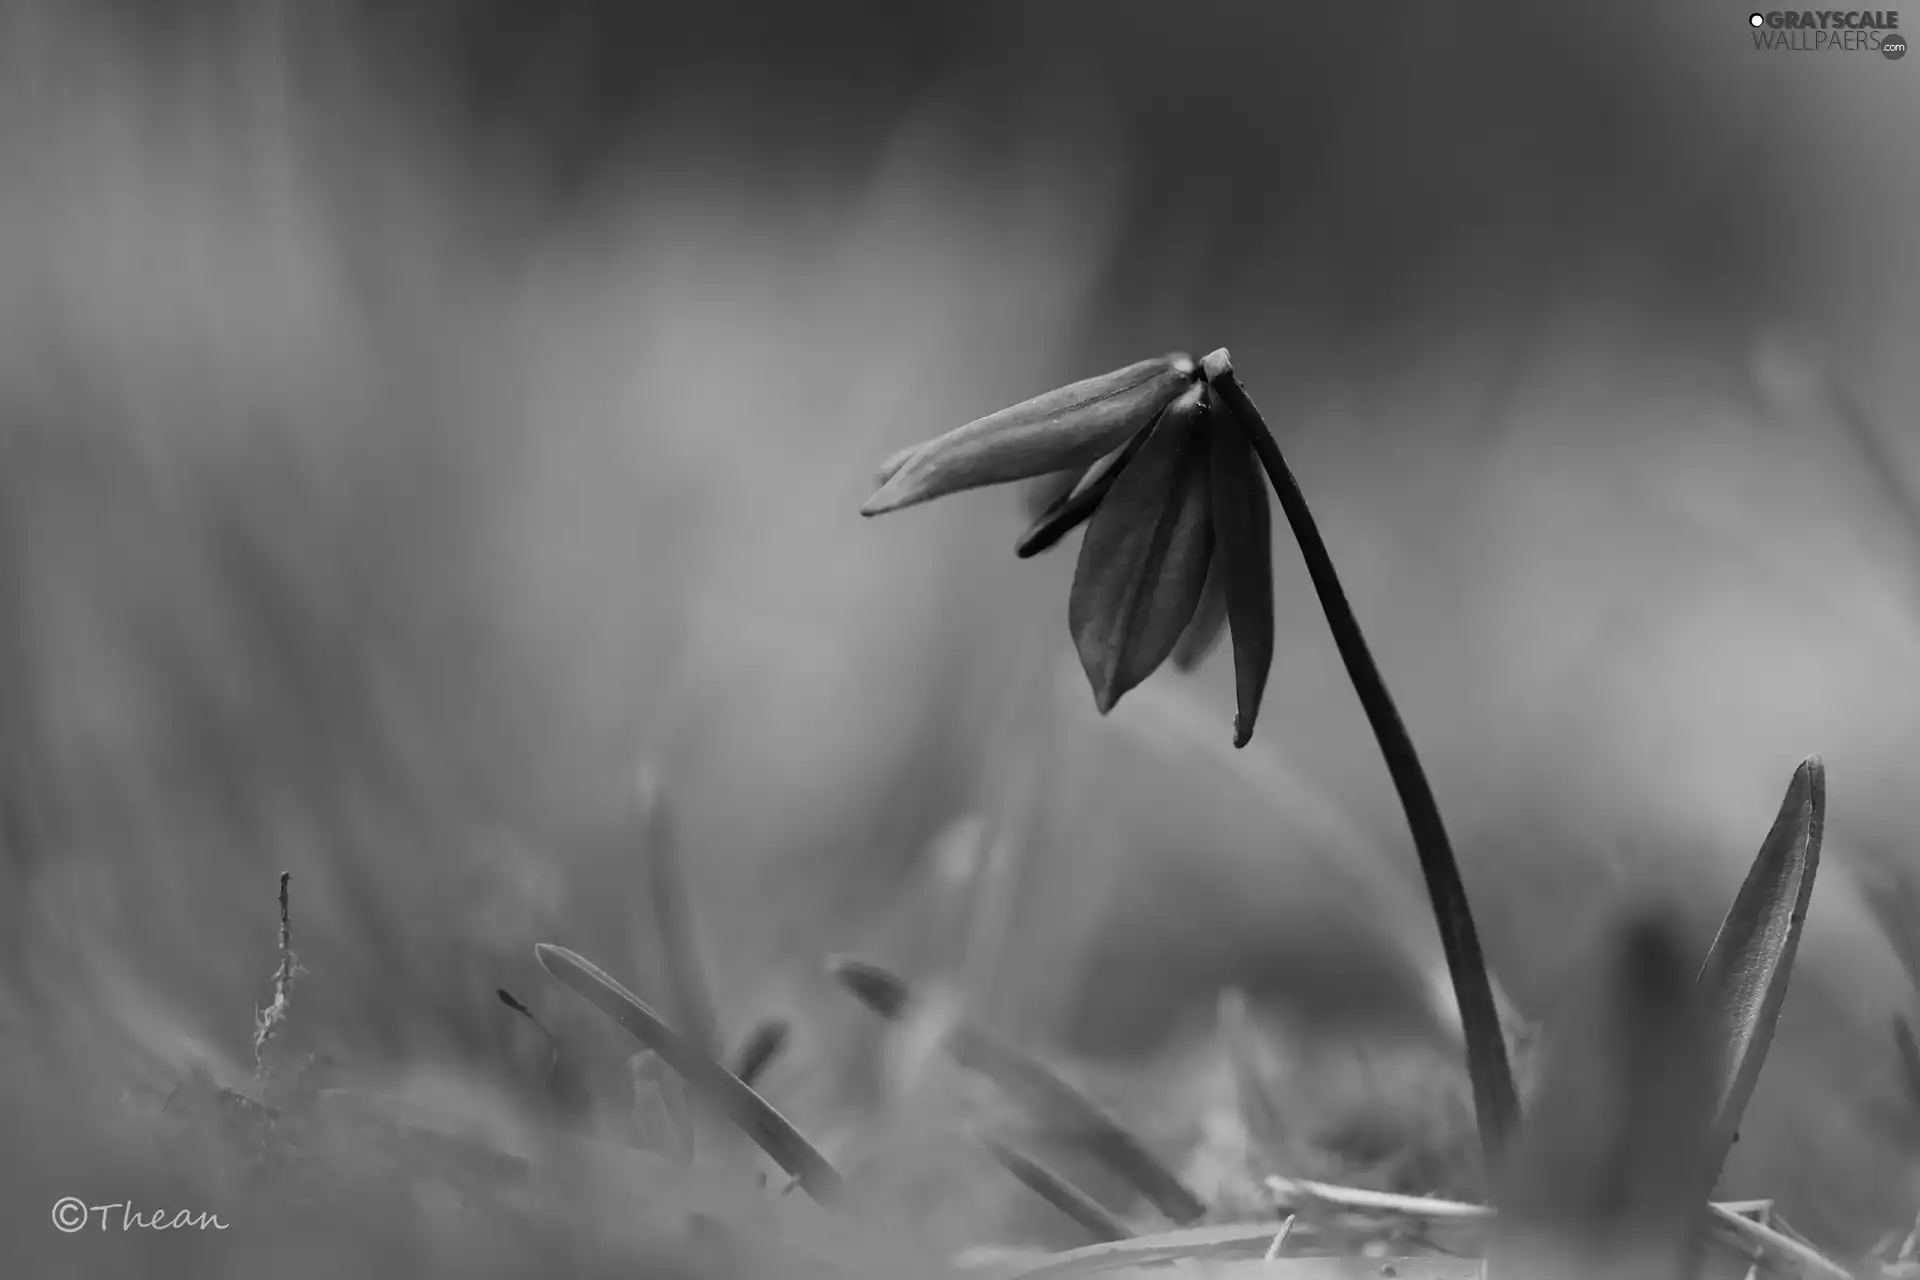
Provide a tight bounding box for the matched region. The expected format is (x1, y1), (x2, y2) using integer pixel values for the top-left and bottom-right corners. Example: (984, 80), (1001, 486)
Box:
(1169, 553), (1227, 671)
(1020, 468), (1084, 522)
(862, 354), (1195, 516)
(1068, 382), (1214, 714)
(1208, 396), (1276, 747)
(875, 442), (919, 486)
(1015, 419), (1156, 559)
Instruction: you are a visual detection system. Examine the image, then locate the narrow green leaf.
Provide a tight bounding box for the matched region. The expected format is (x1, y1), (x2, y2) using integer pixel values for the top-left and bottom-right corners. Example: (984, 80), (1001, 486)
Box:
(980, 1131), (1134, 1244)
(535, 943), (844, 1205)
(863, 355), (1195, 515)
(1695, 756), (1824, 1184)
(1068, 381), (1215, 714)
(827, 955), (1207, 1225)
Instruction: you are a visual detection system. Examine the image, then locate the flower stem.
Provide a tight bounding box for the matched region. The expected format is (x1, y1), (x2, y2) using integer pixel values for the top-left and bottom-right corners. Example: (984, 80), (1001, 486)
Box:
(1199, 348), (1519, 1170)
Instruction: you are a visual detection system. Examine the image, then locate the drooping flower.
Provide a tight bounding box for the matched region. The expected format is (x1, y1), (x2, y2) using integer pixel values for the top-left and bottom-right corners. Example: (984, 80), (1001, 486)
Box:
(862, 355), (1276, 745)
(864, 347), (1551, 1179)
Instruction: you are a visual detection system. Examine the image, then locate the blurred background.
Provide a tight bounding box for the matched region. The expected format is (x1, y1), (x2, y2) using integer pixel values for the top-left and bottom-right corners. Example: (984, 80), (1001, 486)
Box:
(2, 0), (1919, 1274)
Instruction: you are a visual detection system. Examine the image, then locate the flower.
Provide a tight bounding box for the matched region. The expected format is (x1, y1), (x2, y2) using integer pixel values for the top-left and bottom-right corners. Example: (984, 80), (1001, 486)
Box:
(862, 354), (1275, 746)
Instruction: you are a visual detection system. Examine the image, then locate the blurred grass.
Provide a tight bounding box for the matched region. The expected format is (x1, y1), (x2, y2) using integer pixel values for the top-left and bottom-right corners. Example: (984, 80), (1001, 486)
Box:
(1, 0), (1920, 1274)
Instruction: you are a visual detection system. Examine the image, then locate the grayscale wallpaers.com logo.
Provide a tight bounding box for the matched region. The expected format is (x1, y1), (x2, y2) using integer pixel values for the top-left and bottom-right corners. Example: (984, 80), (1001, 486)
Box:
(1748, 10), (1905, 56)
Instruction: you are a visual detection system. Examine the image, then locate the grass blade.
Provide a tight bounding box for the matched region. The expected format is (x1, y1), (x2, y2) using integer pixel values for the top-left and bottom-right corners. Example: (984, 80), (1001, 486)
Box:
(730, 1016), (791, 1089)
(1703, 1202), (1851, 1280)
(535, 942), (844, 1205)
(496, 987), (560, 1095)
(979, 1131), (1134, 1244)
(1896, 1017), (1920, 1108)
(828, 955), (1206, 1225)
(992, 1199), (1845, 1280)
(1694, 757), (1824, 1184)
(1001, 1221), (1480, 1279)
(1256, 1179), (1846, 1280)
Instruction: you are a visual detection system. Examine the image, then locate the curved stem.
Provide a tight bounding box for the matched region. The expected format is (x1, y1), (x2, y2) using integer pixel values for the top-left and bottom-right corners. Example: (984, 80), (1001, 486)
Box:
(1200, 349), (1519, 1169)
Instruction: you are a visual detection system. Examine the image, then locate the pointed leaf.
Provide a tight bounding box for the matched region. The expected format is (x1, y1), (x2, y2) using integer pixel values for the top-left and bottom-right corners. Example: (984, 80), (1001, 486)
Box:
(1169, 554), (1227, 670)
(862, 354), (1195, 516)
(1694, 756), (1824, 1183)
(1068, 382), (1215, 714)
(1208, 397), (1276, 747)
(1017, 422), (1156, 559)
(1489, 909), (1720, 1280)
(980, 1131), (1134, 1244)
(534, 943), (844, 1205)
